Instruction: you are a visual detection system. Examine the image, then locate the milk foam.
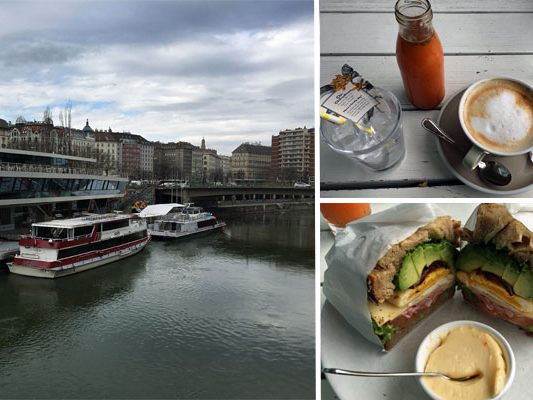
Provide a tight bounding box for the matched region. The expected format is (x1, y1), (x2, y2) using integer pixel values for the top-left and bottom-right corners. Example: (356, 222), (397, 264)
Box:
(469, 90), (532, 144)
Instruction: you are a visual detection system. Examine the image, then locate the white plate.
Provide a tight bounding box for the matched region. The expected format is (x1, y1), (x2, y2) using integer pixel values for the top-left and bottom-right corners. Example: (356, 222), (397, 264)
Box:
(321, 204), (533, 400)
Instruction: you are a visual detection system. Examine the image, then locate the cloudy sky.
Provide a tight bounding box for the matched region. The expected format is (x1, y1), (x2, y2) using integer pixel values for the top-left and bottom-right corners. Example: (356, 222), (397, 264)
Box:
(0, 0), (314, 155)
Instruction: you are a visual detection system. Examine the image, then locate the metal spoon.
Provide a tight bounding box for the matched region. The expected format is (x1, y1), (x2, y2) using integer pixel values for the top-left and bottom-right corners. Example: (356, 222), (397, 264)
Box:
(421, 118), (512, 186)
(323, 367), (481, 382)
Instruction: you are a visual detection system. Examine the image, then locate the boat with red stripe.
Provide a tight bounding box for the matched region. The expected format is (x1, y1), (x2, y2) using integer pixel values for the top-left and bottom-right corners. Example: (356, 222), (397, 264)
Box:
(8, 213), (150, 278)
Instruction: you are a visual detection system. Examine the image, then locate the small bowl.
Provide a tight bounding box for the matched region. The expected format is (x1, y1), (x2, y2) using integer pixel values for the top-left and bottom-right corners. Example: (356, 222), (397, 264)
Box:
(415, 320), (515, 400)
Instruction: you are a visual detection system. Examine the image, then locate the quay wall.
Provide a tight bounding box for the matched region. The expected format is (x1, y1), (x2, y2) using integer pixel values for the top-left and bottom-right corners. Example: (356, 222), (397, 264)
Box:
(212, 201), (313, 215)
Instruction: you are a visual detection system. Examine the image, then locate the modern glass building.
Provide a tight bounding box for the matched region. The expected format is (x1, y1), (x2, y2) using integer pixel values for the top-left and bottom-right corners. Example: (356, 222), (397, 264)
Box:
(0, 148), (128, 237)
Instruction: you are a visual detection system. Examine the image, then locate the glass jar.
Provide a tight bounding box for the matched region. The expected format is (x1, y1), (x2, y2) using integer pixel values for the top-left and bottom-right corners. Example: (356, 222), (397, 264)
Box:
(395, 0), (445, 109)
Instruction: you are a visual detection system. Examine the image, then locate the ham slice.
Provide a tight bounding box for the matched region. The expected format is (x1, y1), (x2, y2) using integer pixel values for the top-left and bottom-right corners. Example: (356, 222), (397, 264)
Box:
(463, 288), (533, 331)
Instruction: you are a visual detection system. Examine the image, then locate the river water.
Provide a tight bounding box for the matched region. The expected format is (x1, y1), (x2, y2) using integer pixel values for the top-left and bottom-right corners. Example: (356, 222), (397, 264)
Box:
(0, 211), (314, 399)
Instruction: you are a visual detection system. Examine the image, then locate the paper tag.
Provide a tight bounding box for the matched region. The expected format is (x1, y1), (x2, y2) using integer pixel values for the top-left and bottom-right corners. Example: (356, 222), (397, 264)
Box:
(321, 82), (379, 123)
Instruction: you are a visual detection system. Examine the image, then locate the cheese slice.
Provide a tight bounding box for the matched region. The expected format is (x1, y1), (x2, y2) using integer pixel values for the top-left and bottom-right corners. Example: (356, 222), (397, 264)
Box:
(389, 268), (453, 308)
(369, 269), (454, 327)
(457, 270), (533, 317)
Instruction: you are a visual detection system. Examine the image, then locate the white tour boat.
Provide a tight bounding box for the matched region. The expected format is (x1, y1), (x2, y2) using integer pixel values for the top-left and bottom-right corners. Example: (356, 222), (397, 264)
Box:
(140, 203), (225, 239)
(8, 213), (150, 278)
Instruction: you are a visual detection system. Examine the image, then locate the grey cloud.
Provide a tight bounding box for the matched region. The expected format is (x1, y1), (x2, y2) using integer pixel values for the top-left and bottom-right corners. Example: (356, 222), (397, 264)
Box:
(2, 0), (313, 46)
(1, 40), (83, 67)
(0, 0), (313, 154)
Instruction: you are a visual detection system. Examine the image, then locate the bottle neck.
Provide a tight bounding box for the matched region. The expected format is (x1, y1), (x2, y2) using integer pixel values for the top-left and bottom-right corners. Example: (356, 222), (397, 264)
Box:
(395, 0), (434, 43)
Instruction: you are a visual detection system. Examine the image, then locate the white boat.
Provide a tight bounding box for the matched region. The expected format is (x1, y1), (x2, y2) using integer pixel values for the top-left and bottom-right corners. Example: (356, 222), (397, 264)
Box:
(141, 203), (225, 239)
(8, 213), (150, 278)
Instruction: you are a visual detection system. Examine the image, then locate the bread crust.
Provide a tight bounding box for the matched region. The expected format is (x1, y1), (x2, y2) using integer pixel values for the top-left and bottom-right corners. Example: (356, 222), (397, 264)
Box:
(368, 216), (460, 304)
(465, 203), (533, 268)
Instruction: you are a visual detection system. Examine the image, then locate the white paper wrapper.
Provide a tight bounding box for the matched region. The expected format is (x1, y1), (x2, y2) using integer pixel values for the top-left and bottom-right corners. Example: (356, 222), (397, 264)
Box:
(323, 203), (449, 348)
(464, 203), (533, 237)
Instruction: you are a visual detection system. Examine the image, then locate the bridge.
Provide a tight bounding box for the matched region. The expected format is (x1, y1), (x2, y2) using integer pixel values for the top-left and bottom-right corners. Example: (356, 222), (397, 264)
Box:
(154, 185), (314, 208)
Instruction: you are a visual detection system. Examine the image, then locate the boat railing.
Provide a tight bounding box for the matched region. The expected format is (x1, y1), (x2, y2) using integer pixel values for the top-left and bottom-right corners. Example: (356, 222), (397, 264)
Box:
(21, 232), (94, 242)
(82, 214), (127, 222)
(158, 212), (212, 223)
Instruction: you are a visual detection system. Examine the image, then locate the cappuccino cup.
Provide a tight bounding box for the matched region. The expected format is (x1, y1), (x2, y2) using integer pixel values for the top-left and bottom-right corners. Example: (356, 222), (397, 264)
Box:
(459, 78), (533, 170)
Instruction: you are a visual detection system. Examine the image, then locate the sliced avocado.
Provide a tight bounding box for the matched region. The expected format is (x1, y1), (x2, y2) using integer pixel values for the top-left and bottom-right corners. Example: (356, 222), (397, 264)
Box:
(513, 268), (533, 299)
(424, 244), (442, 268)
(481, 245), (511, 277)
(437, 242), (457, 268)
(411, 247), (426, 276)
(502, 261), (522, 286)
(397, 253), (420, 291)
(456, 244), (487, 272)
(481, 255), (507, 277)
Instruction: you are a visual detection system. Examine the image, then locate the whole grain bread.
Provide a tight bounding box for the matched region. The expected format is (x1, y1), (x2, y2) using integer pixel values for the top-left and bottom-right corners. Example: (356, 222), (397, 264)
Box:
(368, 216), (460, 304)
(464, 203), (533, 267)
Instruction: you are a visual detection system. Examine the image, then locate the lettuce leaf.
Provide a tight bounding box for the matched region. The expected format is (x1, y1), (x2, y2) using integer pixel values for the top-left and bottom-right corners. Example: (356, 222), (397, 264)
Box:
(372, 320), (396, 343)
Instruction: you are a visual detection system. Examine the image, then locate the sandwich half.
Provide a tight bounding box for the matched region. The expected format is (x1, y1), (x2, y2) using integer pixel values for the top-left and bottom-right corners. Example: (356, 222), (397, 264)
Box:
(457, 203), (533, 334)
(368, 216), (460, 349)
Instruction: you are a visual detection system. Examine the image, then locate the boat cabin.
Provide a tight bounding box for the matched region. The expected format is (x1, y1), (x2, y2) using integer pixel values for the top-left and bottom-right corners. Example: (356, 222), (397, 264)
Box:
(27, 214), (139, 243)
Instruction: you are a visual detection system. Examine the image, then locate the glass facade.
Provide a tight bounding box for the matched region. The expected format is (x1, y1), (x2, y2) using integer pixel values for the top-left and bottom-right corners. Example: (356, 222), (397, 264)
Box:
(0, 177), (127, 200)
(0, 151), (71, 167)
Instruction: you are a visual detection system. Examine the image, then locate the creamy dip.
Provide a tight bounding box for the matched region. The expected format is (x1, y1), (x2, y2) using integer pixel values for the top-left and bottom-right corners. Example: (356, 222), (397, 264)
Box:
(423, 327), (507, 400)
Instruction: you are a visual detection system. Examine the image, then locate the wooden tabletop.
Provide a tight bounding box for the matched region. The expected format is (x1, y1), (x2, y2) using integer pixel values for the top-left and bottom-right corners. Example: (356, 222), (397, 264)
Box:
(320, 0), (533, 198)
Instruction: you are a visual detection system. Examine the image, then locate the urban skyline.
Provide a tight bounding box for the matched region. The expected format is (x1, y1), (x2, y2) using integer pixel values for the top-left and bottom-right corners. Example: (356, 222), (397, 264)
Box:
(0, 0), (314, 155)
(0, 116), (314, 183)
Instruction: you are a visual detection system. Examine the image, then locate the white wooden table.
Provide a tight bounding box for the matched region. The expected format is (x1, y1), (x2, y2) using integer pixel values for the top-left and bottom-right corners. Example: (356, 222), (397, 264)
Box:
(320, 0), (533, 198)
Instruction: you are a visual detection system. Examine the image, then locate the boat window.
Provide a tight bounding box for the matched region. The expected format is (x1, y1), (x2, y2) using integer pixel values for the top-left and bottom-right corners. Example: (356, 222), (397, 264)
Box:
(34, 226), (55, 238)
(34, 226), (68, 239)
(102, 219), (130, 231)
(74, 225), (93, 237)
(52, 228), (68, 239)
(198, 219), (216, 228)
(58, 230), (147, 259)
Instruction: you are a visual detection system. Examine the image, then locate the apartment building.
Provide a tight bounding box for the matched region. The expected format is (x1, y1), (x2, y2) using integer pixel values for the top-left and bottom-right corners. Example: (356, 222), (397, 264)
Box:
(231, 143), (272, 182)
(271, 127), (314, 182)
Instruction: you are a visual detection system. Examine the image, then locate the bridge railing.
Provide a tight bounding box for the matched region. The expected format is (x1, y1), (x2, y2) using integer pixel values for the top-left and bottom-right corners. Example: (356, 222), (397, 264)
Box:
(156, 182), (314, 190)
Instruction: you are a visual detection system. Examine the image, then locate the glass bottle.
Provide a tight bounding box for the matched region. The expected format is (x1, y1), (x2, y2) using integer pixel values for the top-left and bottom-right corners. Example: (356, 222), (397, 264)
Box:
(395, 0), (444, 109)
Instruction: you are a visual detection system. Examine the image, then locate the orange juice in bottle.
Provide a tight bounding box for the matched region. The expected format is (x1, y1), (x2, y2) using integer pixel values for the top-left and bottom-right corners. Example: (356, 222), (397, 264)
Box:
(320, 203), (371, 229)
(395, 0), (444, 109)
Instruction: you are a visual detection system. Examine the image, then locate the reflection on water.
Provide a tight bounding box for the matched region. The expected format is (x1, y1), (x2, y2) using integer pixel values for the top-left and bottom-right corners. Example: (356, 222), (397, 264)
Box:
(0, 211), (314, 399)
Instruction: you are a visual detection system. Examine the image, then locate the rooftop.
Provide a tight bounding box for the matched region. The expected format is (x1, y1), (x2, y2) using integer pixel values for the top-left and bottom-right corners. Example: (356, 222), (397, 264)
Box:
(33, 213), (132, 228)
(139, 203), (184, 218)
(232, 143), (272, 155)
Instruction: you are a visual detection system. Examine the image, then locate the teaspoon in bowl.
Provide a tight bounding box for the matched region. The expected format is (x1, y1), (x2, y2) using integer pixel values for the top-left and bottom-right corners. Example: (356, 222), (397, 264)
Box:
(421, 118), (512, 186)
(323, 367), (481, 382)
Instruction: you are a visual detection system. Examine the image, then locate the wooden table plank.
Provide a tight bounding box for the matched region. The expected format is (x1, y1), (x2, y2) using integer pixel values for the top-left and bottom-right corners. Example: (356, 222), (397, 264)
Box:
(320, 109), (453, 183)
(320, 0), (533, 13)
(321, 55), (533, 109)
(320, 55), (533, 185)
(321, 13), (533, 55)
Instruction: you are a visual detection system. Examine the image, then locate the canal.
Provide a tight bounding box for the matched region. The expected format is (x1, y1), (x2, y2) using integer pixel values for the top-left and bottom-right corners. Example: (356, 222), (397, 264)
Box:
(0, 211), (314, 398)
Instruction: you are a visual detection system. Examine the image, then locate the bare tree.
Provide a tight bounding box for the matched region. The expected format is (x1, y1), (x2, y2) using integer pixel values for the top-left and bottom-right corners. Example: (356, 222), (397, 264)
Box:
(58, 110), (64, 127)
(43, 106), (53, 125)
(65, 100), (72, 153)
